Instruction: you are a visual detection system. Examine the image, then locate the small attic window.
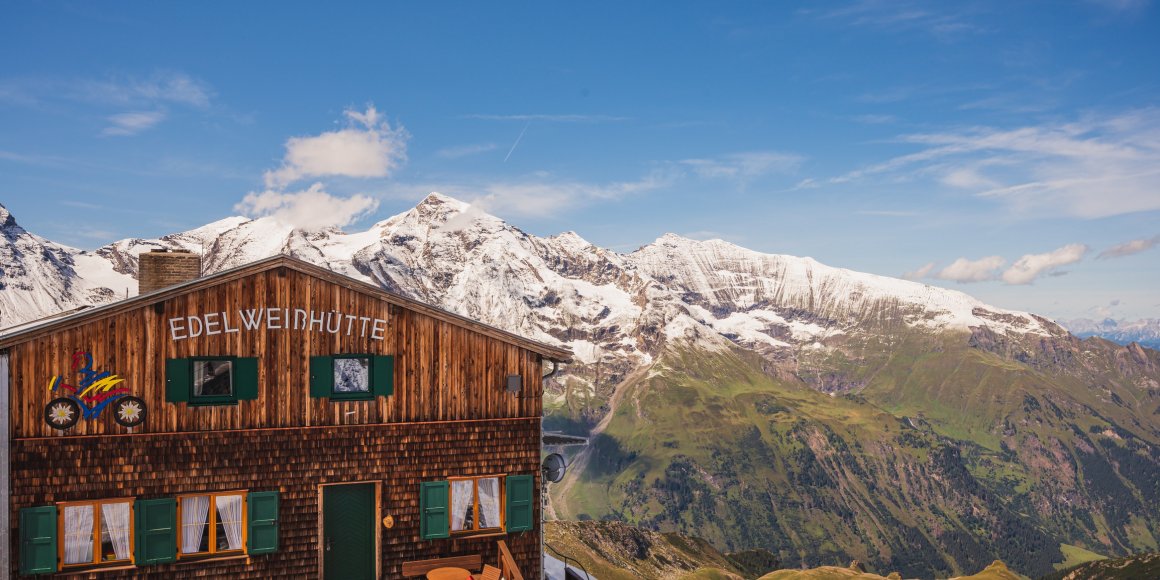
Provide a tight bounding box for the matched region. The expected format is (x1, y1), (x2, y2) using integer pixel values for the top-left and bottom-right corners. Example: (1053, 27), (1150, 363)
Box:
(193, 359), (234, 399)
(333, 356), (371, 396)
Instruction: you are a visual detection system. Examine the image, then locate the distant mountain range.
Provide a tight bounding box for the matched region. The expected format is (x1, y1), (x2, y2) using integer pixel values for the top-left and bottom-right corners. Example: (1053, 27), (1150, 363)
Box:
(1062, 318), (1160, 350)
(2, 195), (1158, 579)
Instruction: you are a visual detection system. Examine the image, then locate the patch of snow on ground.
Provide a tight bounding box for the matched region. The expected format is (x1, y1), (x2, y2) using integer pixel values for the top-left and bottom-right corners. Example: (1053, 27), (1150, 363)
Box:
(71, 253), (137, 296)
(567, 340), (603, 364)
(713, 312), (792, 348)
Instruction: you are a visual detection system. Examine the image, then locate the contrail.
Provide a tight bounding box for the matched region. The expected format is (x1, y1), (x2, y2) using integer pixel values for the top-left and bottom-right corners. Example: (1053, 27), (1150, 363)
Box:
(504, 122), (530, 162)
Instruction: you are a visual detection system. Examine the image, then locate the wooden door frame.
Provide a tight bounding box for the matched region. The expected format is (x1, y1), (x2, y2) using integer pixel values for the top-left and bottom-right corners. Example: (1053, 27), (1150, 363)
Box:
(318, 480), (381, 580)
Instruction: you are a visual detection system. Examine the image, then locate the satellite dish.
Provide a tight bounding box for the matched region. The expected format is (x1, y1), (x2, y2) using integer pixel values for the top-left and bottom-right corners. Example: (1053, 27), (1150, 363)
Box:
(542, 453), (567, 483)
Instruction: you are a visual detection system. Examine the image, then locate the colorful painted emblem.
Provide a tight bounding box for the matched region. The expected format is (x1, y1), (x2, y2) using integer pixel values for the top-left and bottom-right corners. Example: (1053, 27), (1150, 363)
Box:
(45, 351), (146, 430)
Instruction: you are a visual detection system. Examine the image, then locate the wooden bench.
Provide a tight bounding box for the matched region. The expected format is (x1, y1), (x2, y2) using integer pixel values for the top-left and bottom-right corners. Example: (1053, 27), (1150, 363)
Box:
(401, 554), (483, 578)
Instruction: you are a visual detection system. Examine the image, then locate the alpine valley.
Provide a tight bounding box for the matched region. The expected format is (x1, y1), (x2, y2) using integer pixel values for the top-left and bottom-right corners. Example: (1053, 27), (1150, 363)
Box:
(2, 194), (1158, 578)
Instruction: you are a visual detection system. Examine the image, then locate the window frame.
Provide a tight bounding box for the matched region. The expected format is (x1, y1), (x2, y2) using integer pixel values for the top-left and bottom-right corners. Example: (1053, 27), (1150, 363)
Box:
(329, 353), (375, 401)
(175, 490), (248, 559)
(57, 497), (136, 570)
(447, 474), (506, 535)
(188, 357), (237, 406)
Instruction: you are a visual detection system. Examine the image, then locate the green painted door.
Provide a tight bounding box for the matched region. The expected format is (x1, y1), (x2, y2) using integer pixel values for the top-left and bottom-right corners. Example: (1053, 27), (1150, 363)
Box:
(323, 483), (377, 580)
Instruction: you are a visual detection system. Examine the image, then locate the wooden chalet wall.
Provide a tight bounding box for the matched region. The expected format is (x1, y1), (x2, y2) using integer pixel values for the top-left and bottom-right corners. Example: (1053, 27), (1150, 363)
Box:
(6, 265), (546, 439)
(3, 260), (563, 578)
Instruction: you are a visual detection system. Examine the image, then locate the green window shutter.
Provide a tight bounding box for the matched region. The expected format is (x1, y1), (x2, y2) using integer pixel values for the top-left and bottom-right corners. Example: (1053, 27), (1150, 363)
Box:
(372, 355), (394, 397)
(505, 475), (534, 532)
(165, 358), (190, 403)
(135, 498), (177, 565)
(235, 357), (259, 400)
(309, 356), (333, 398)
(419, 481), (449, 540)
(247, 491), (280, 555)
(19, 505), (57, 575)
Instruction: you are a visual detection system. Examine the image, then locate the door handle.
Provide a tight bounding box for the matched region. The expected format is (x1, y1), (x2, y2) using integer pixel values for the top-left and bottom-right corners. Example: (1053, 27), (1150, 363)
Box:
(326, 537), (332, 552)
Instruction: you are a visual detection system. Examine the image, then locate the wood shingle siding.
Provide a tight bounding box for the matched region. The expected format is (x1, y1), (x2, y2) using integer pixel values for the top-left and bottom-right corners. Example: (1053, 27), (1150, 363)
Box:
(8, 420), (543, 579)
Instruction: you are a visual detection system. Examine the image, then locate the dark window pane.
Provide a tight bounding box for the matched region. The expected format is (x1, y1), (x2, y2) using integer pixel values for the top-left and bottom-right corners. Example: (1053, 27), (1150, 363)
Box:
(193, 360), (233, 397)
(216, 518), (230, 551)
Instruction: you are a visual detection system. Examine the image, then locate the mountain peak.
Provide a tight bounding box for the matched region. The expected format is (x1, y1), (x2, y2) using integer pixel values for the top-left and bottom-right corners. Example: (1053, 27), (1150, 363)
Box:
(418, 192), (472, 212)
(0, 203), (16, 229)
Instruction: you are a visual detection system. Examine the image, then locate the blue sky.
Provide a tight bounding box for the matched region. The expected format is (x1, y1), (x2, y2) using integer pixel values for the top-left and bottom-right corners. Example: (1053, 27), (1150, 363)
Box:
(2, 1), (1158, 321)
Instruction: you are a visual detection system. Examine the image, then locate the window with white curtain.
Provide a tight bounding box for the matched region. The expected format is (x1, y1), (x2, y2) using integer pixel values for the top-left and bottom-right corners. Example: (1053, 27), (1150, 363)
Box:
(59, 500), (133, 568)
(178, 492), (247, 557)
(449, 476), (504, 533)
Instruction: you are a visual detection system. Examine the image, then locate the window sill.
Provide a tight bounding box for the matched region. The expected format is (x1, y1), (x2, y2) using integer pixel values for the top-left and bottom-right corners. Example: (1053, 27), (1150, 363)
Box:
(176, 553), (248, 565)
(56, 563), (136, 575)
(450, 530), (509, 540)
(328, 394), (375, 401)
(188, 400), (240, 407)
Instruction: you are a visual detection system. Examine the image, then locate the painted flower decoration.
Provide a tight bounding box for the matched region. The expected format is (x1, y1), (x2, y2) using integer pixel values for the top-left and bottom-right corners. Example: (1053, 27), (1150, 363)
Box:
(49, 401), (75, 425)
(117, 400), (143, 423)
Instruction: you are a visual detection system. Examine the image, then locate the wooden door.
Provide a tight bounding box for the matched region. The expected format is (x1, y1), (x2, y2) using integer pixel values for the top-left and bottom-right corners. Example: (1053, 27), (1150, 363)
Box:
(322, 483), (376, 580)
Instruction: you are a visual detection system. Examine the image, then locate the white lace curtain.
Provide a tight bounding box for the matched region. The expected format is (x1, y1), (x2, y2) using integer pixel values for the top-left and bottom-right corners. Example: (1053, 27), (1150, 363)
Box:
(478, 478), (501, 529)
(216, 495), (244, 551)
(100, 502), (132, 561)
(451, 480), (474, 531)
(181, 495), (210, 554)
(63, 505), (94, 565)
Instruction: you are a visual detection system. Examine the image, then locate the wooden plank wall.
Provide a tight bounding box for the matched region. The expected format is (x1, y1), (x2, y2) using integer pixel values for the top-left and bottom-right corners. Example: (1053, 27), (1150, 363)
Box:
(8, 419), (544, 579)
(7, 268), (545, 439)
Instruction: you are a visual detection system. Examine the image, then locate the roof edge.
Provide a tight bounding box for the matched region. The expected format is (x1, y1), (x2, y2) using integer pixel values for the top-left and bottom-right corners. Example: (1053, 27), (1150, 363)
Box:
(0, 254), (573, 361)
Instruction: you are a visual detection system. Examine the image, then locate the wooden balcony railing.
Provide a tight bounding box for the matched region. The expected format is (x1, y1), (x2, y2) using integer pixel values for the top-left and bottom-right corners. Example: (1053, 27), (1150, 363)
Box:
(496, 540), (524, 580)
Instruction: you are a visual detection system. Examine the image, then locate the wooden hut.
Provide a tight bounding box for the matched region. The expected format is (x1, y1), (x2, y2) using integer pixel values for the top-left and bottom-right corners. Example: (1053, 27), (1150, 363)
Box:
(0, 253), (571, 579)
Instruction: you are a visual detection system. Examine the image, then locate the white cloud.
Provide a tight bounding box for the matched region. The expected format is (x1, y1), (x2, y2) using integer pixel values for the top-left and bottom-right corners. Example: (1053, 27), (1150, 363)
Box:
(436, 143), (498, 159)
(940, 166), (998, 189)
(414, 170), (674, 233)
(462, 114), (628, 123)
(807, 0), (983, 39)
(264, 105), (409, 188)
(936, 256), (1006, 283)
(2, 71), (214, 109)
(851, 114), (897, 124)
(857, 209), (918, 217)
(234, 183), (379, 230)
(681, 151), (804, 180)
(828, 109), (1160, 219)
(101, 110), (166, 136)
(1086, 0), (1150, 12)
(1098, 234), (1160, 259)
(89, 72), (212, 108)
(902, 262), (936, 280)
(1001, 243), (1088, 285)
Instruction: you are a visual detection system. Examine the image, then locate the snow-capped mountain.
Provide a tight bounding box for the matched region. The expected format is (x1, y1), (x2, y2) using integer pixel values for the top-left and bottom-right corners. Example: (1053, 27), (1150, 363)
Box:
(2, 193), (1066, 376)
(1063, 318), (1160, 349)
(3, 194), (1069, 386)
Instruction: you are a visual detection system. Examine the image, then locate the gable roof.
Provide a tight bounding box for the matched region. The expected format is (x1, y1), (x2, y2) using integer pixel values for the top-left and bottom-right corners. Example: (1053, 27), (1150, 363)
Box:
(0, 254), (573, 361)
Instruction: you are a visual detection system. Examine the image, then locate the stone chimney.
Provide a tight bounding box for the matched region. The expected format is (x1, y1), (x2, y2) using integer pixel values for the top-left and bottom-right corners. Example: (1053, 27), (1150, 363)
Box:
(138, 249), (201, 294)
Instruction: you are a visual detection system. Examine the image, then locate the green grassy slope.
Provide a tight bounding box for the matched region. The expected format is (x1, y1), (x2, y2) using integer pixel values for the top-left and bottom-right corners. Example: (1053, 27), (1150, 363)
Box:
(1039, 552), (1160, 580)
(551, 333), (1160, 579)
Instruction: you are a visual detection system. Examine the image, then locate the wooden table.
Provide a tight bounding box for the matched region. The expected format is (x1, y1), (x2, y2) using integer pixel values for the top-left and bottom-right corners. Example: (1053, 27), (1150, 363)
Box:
(426, 567), (472, 580)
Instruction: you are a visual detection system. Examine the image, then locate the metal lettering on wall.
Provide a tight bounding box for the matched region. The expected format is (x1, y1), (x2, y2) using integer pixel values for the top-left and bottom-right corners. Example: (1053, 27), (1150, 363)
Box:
(45, 351), (147, 430)
(167, 307), (389, 342)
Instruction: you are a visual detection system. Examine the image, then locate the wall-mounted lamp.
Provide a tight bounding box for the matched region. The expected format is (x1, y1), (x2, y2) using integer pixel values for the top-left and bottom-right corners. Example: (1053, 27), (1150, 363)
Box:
(506, 374), (522, 394)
